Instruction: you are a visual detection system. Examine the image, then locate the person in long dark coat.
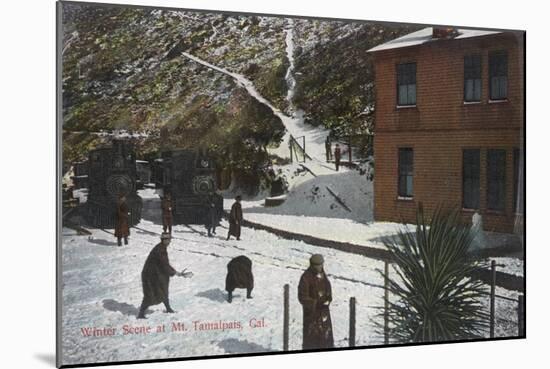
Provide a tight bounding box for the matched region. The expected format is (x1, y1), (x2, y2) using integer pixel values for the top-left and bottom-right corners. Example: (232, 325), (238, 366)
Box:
(225, 255), (254, 303)
(298, 254), (334, 350)
(205, 192), (218, 237)
(226, 196), (243, 241)
(161, 193), (173, 234)
(137, 233), (191, 319)
(325, 136), (332, 162)
(334, 143), (341, 171)
(115, 195), (130, 246)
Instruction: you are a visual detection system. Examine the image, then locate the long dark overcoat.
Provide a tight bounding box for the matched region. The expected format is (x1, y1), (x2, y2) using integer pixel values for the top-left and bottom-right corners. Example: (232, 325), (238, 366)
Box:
(141, 243), (177, 306)
(228, 202), (243, 238)
(298, 267), (334, 350)
(334, 147), (341, 161)
(225, 255), (253, 292)
(205, 196), (217, 228)
(115, 201), (130, 238)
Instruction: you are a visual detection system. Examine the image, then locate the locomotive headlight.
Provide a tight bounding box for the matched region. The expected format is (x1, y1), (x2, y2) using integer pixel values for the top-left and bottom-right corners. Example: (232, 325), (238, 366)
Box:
(200, 159), (209, 168)
(192, 176), (214, 194)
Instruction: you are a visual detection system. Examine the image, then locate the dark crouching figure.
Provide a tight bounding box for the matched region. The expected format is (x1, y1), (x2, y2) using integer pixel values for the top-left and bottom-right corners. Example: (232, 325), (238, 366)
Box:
(225, 255), (253, 303)
(334, 143), (341, 171)
(115, 195), (130, 246)
(226, 195), (243, 241)
(161, 193), (173, 234)
(137, 233), (192, 319)
(205, 192), (218, 237)
(298, 254), (334, 350)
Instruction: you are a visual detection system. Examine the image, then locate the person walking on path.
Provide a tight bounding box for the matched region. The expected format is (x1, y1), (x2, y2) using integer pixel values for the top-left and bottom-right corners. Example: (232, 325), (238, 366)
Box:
(226, 195), (243, 241)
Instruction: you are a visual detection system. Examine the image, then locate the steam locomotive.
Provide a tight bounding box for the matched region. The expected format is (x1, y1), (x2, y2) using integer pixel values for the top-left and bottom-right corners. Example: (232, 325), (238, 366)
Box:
(84, 140), (143, 228)
(158, 149), (223, 225)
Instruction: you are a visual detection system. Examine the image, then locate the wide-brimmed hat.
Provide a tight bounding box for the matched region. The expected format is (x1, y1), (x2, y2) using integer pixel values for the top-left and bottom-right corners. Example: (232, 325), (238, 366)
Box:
(310, 254), (324, 265)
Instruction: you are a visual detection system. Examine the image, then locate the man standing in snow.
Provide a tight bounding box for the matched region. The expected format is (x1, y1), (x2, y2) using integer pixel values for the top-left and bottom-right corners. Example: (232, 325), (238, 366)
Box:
(298, 254), (334, 350)
(161, 192), (173, 235)
(205, 191), (218, 237)
(115, 195), (130, 246)
(226, 195), (243, 241)
(325, 136), (332, 162)
(137, 233), (192, 319)
(334, 143), (341, 171)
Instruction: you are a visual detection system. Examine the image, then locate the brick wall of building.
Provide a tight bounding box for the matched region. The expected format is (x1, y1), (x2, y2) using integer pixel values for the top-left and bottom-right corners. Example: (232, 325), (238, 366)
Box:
(371, 32), (524, 233)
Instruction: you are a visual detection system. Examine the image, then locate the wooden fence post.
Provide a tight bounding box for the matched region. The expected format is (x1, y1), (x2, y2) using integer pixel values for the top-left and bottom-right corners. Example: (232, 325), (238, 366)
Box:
(518, 295), (525, 336)
(490, 260), (496, 338)
(349, 297), (356, 347)
(283, 284), (289, 351)
(384, 261), (389, 345)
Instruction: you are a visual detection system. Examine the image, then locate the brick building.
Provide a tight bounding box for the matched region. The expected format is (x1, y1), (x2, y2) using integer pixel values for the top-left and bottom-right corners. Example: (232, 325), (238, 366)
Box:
(367, 27), (524, 233)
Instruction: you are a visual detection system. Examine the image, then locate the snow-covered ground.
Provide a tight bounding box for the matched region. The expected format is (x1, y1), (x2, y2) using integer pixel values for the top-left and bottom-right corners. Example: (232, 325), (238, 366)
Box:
(488, 257), (525, 277)
(61, 219), (388, 365)
(61, 210), (521, 366)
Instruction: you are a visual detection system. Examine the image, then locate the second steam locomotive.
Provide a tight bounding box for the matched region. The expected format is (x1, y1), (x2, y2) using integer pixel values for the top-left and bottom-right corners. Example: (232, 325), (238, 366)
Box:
(156, 149), (223, 225)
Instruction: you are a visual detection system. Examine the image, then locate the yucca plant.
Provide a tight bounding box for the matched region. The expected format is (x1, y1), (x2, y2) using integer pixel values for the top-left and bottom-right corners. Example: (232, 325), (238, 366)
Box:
(379, 203), (488, 343)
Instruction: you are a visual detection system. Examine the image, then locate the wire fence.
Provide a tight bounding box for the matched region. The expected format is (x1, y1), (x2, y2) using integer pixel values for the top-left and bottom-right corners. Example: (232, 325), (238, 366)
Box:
(282, 259), (525, 349)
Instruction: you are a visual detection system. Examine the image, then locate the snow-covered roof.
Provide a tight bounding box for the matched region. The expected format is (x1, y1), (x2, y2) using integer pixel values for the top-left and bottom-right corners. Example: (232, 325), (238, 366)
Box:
(367, 27), (502, 53)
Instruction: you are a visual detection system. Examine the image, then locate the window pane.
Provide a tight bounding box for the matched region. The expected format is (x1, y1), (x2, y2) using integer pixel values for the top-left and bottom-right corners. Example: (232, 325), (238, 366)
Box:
(399, 85), (407, 105)
(397, 63), (416, 105)
(464, 55), (481, 79)
(474, 79), (481, 101)
(487, 149), (506, 210)
(408, 84), (416, 105)
(500, 76), (507, 99)
(465, 79), (473, 101)
(464, 54), (482, 102)
(490, 51), (508, 100)
(406, 176), (413, 196)
(398, 148), (414, 197)
(463, 149), (480, 209)
(409, 63), (416, 83)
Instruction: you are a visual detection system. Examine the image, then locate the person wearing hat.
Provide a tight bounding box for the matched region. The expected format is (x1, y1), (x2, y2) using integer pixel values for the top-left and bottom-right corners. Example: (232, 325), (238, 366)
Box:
(226, 195), (243, 241)
(297, 254), (334, 349)
(137, 233), (192, 319)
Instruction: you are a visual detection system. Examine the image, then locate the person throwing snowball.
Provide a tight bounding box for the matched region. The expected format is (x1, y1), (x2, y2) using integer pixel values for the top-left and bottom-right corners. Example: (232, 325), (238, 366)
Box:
(137, 233), (192, 319)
